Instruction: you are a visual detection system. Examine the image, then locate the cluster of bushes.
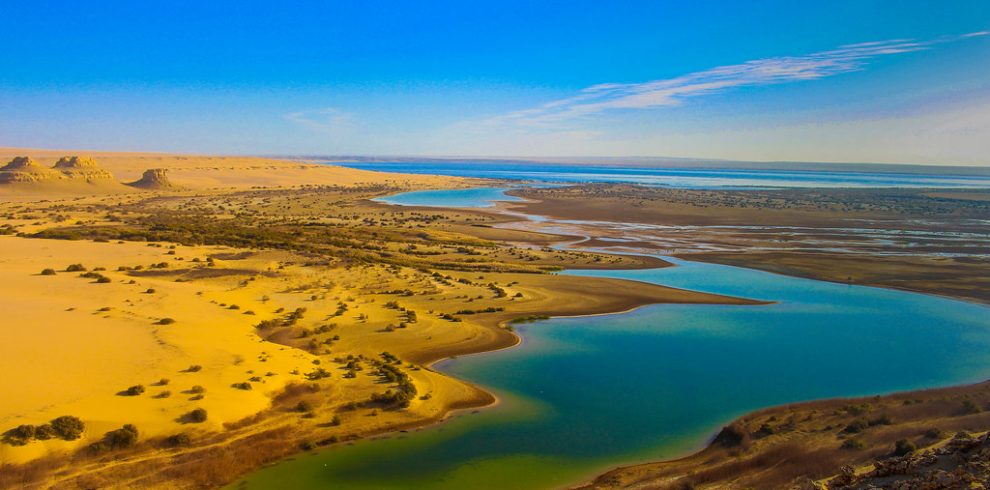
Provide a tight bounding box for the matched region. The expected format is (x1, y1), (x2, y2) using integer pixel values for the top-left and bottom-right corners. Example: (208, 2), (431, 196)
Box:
(510, 315), (550, 324)
(455, 306), (504, 315)
(89, 424), (139, 453)
(4, 416), (84, 446)
(842, 414), (894, 434)
(368, 362), (417, 409)
(488, 283), (507, 298)
(255, 307), (307, 330)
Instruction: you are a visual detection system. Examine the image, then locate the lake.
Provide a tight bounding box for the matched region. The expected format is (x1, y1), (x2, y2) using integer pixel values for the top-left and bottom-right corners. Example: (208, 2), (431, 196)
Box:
(338, 161), (990, 189)
(232, 188), (990, 490)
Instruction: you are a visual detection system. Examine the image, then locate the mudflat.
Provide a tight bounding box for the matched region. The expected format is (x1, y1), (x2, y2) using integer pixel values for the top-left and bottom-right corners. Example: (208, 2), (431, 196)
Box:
(509, 184), (990, 303)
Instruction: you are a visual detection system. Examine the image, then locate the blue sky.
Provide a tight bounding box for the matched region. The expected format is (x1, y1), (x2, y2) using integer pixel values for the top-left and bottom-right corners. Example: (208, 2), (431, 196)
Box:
(1, 1), (988, 165)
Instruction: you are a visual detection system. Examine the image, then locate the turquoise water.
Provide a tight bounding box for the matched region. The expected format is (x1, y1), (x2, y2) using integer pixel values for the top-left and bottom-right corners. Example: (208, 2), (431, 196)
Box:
(341, 161), (990, 189)
(374, 187), (522, 208)
(234, 257), (990, 490)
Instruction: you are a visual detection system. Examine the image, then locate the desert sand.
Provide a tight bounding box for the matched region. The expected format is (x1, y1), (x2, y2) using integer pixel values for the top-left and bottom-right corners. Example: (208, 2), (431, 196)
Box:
(0, 149), (759, 489)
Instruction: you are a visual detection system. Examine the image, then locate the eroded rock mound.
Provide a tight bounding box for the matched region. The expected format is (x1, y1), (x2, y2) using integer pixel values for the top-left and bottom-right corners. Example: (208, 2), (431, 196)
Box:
(128, 168), (175, 189)
(0, 156), (66, 183)
(0, 155), (117, 185)
(52, 156), (116, 182)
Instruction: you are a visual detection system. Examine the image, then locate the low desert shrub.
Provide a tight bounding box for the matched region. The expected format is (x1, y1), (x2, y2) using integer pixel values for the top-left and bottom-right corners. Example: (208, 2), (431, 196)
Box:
(186, 408), (208, 423)
(50, 416), (85, 440)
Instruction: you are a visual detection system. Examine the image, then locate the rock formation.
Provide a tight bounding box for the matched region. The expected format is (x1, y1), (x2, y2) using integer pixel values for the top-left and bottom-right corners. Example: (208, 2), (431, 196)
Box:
(128, 168), (175, 189)
(52, 156), (116, 182)
(0, 156), (66, 183)
(0, 155), (116, 185)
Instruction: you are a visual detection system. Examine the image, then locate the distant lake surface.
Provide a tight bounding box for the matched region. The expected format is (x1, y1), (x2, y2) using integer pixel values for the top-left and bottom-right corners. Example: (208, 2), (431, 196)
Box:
(233, 256), (990, 490)
(374, 187), (523, 208)
(338, 161), (990, 189)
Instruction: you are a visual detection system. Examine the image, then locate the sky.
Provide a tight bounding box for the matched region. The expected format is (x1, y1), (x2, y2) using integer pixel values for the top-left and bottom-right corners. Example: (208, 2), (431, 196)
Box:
(1, 1), (989, 165)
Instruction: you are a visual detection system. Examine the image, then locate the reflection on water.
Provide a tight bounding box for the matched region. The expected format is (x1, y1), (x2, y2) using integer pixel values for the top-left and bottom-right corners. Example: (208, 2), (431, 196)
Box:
(234, 256), (990, 490)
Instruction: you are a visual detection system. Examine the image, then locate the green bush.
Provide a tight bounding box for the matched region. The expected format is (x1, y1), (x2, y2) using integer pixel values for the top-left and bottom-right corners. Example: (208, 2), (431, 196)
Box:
(50, 416), (85, 440)
(164, 432), (192, 447)
(102, 424), (139, 450)
(13, 424), (36, 439)
(34, 424), (55, 440)
(65, 264), (86, 272)
(124, 385), (145, 396)
(40, 268), (56, 276)
(186, 408), (208, 423)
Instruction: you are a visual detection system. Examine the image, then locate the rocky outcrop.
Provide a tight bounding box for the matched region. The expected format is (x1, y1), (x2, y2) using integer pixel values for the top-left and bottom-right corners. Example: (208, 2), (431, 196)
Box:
(52, 156), (116, 182)
(828, 431), (990, 490)
(0, 155), (116, 185)
(127, 168), (175, 189)
(0, 156), (66, 183)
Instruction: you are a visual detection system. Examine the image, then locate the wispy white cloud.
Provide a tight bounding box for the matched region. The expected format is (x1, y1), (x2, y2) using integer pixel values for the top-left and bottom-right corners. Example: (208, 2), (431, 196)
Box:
(482, 32), (988, 128)
(284, 107), (355, 134)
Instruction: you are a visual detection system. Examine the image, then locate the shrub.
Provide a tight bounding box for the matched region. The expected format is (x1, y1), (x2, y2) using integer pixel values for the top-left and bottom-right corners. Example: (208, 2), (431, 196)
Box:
(34, 424), (55, 440)
(186, 408), (208, 423)
(841, 438), (864, 450)
(124, 385), (145, 396)
(14, 424), (37, 439)
(842, 419), (869, 434)
(185, 365), (202, 373)
(295, 401), (314, 413)
(145, 288), (156, 294)
(961, 399), (981, 414)
(50, 416), (85, 440)
(924, 428), (943, 439)
(164, 432), (191, 447)
(101, 424), (139, 450)
(157, 318), (176, 325)
(95, 276), (112, 283)
(893, 438), (917, 456)
(40, 268), (56, 276)
(189, 385), (206, 394)
(65, 264), (86, 272)
(232, 382), (252, 390)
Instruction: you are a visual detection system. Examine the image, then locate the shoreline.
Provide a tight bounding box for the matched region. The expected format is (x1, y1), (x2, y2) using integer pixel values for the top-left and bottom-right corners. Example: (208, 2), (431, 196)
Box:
(378, 185), (990, 489)
(572, 378), (990, 489)
(4, 167), (987, 490)
(502, 185), (990, 305)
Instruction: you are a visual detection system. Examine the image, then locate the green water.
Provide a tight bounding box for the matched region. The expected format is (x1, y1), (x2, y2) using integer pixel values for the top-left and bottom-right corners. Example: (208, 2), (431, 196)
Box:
(233, 257), (990, 490)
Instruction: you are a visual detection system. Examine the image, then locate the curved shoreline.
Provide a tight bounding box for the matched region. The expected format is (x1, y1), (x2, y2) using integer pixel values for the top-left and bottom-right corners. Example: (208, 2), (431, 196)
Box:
(364, 186), (990, 490)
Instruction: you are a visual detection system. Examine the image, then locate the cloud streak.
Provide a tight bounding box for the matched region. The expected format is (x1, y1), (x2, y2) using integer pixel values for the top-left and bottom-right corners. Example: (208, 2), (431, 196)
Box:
(486, 32), (988, 127)
(284, 107), (355, 134)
